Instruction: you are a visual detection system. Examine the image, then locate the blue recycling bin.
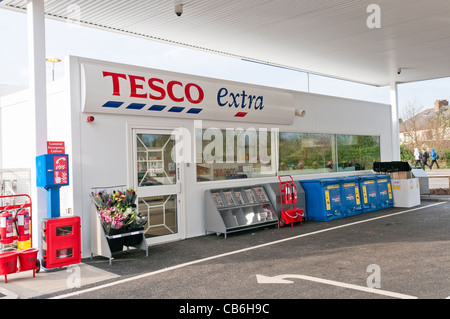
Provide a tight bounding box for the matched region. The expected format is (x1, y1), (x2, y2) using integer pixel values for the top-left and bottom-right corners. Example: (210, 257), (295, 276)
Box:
(341, 176), (363, 217)
(375, 174), (394, 209)
(358, 175), (379, 213)
(300, 178), (344, 221)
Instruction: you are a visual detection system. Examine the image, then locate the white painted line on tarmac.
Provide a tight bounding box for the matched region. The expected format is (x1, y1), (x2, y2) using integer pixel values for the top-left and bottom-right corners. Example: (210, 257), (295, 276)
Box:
(256, 274), (418, 299)
(52, 202), (444, 299)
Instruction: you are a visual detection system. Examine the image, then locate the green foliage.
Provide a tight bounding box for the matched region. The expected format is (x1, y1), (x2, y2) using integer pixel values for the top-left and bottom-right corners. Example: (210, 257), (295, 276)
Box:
(400, 144), (414, 163)
(441, 149), (450, 167)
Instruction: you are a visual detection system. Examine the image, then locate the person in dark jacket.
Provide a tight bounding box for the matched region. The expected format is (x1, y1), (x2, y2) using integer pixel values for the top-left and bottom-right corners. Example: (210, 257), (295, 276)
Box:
(430, 148), (440, 169)
(422, 148), (431, 169)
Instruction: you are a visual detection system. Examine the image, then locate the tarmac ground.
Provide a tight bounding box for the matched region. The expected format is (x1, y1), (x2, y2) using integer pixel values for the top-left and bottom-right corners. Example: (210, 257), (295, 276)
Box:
(1, 169), (450, 307)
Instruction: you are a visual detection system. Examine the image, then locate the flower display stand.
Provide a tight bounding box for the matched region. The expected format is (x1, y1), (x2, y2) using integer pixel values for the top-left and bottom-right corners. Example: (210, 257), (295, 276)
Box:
(90, 203), (148, 265)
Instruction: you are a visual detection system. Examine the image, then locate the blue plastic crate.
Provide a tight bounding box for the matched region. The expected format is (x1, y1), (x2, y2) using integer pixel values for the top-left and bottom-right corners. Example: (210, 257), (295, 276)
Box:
(358, 175), (379, 213)
(300, 178), (344, 221)
(341, 176), (363, 217)
(375, 174), (394, 209)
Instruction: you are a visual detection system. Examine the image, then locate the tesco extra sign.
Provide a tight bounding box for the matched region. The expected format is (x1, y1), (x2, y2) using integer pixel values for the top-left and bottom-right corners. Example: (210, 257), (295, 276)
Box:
(103, 71), (205, 104)
(81, 61), (294, 124)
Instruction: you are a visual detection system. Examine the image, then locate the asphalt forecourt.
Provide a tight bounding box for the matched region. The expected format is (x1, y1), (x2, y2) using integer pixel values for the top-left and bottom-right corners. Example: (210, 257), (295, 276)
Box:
(44, 201), (450, 304)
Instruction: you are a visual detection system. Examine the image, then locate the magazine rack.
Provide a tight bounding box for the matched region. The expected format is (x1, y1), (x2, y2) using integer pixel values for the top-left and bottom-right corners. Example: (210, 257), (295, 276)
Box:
(205, 185), (279, 238)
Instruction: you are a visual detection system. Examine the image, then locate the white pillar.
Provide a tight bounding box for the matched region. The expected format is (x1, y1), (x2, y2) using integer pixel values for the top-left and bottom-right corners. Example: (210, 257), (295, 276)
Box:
(390, 82), (401, 161)
(27, 0), (48, 250)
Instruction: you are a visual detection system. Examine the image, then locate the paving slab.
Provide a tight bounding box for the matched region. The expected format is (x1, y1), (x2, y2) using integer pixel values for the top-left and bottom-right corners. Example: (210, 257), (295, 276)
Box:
(0, 262), (119, 299)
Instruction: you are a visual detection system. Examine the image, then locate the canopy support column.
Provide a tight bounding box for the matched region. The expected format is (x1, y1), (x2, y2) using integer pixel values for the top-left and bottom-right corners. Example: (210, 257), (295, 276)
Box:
(390, 82), (401, 161)
(27, 0), (48, 250)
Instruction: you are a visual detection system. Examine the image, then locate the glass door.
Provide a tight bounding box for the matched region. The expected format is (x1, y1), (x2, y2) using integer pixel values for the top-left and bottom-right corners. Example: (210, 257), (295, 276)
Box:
(132, 128), (183, 245)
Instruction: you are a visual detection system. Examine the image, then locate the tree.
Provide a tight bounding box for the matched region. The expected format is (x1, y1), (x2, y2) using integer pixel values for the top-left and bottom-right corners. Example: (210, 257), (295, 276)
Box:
(399, 99), (424, 149)
(427, 107), (450, 151)
(400, 99), (450, 167)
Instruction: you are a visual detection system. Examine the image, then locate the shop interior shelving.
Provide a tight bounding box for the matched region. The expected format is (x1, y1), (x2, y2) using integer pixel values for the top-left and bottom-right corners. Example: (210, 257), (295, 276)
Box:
(205, 185), (279, 238)
(196, 162), (273, 182)
(137, 147), (168, 185)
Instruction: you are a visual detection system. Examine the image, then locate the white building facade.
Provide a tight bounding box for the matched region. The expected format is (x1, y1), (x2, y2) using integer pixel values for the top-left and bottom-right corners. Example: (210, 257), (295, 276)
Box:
(0, 56), (394, 258)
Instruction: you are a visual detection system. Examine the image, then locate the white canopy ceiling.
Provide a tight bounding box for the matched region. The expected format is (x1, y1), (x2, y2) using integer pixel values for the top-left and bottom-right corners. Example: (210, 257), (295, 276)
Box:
(2, 0), (450, 86)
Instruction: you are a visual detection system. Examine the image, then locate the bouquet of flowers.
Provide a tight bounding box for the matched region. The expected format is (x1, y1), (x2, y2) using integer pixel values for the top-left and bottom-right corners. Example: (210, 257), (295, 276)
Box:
(127, 208), (147, 231)
(90, 187), (147, 234)
(91, 190), (109, 210)
(109, 188), (137, 212)
(99, 207), (127, 232)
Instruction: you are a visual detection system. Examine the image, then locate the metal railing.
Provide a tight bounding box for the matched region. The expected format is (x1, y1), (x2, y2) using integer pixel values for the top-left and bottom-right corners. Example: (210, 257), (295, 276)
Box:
(0, 168), (31, 206)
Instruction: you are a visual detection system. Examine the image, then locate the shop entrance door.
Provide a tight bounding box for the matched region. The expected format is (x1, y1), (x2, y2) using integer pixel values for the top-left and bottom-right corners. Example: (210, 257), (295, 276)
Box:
(131, 128), (184, 245)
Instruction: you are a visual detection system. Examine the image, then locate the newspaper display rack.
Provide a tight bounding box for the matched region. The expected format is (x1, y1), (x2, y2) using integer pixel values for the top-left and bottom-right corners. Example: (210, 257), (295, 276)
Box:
(205, 185), (279, 238)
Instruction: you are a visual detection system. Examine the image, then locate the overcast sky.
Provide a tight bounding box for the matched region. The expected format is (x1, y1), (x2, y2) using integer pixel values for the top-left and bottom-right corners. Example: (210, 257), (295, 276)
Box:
(1, 8), (449, 119)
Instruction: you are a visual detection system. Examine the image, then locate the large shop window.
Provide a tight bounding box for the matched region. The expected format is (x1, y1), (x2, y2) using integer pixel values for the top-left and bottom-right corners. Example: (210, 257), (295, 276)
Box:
(278, 133), (380, 175)
(337, 135), (381, 171)
(196, 128), (276, 182)
(279, 133), (337, 175)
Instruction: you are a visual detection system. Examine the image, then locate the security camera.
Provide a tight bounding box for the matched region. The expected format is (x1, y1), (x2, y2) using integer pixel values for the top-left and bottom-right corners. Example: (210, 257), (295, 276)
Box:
(295, 109), (306, 117)
(397, 68), (402, 75)
(175, 3), (183, 16)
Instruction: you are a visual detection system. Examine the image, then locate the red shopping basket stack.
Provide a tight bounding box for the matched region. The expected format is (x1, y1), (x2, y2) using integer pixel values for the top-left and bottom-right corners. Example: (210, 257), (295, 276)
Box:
(0, 248), (39, 283)
(0, 250), (18, 283)
(0, 194), (40, 283)
(278, 175), (304, 227)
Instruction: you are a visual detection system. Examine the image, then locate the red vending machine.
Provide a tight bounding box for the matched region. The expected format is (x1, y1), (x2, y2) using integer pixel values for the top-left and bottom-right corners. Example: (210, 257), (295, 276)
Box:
(41, 216), (81, 269)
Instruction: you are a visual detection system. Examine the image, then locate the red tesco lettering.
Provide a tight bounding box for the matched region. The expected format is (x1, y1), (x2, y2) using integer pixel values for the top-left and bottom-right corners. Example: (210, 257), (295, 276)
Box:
(103, 72), (204, 104)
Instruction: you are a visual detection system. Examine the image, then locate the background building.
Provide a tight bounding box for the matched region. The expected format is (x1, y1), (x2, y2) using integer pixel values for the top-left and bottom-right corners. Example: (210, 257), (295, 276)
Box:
(400, 99), (450, 164)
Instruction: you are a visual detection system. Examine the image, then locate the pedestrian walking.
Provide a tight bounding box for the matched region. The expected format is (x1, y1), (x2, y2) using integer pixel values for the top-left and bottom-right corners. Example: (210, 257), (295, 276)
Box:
(413, 147), (423, 168)
(422, 148), (431, 169)
(430, 148), (440, 169)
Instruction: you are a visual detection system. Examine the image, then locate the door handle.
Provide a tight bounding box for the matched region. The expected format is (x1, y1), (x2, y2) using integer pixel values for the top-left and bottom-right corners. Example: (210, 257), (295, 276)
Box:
(176, 164), (181, 194)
